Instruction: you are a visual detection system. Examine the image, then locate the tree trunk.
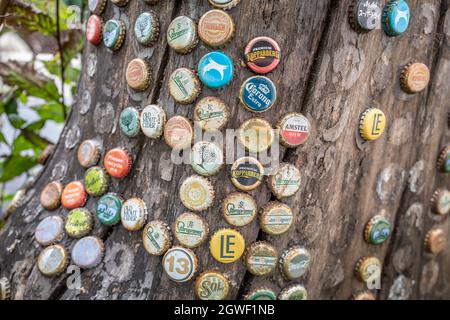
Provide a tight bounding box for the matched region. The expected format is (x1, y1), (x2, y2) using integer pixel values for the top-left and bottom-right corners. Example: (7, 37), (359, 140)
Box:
(1, 0), (450, 300)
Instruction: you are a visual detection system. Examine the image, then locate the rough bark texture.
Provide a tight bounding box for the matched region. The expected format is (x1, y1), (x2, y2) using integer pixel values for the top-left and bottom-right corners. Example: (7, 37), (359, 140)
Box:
(1, 0), (450, 300)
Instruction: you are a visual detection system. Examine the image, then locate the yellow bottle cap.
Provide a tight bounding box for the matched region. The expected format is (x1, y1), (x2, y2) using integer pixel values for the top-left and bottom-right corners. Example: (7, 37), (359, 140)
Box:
(210, 228), (245, 263)
(65, 208), (94, 239)
(179, 175), (215, 212)
(359, 108), (386, 141)
(238, 118), (274, 153)
(194, 270), (230, 300)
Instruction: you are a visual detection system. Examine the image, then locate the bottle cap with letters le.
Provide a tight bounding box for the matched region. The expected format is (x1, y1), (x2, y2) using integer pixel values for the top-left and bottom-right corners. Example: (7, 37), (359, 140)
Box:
(71, 236), (105, 269)
(244, 288), (276, 300)
(277, 113), (311, 147)
(198, 51), (234, 89)
(126, 59), (151, 91)
(96, 193), (123, 226)
(194, 97), (230, 132)
(164, 116), (194, 150)
(238, 118), (274, 153)
(191, 141), (224, 177)
(167, 16), (198, 54)
(239, 76), (277, 113)
(86, 15), (103, 45)
(104, 147), (133, 179)
(425, 229), (446, 254)
(382, 0), (410, 37)
(198, 10), (235, 48)
(208, 0), (241, 10)
(40, 181), (63, 210)
(437, 146), (450, 173)
(143, 220), (173, 256)
(279, 247), (311, 280)
(103, 19), (126, 51)
(162, 246), (198, 282)
(121, 197), (148, 231)
(169, 68), (201, 104)
(359, 108), (386, 141)
(268, 163), (301, 199)
(61, 181), (87, 210)
(88, 0), (107, 15)
(179, 175), (215, 212)
(244, 241), (278, 276)
(140, 105), (166, 139)
(134, 11), (160, 46)
(260, 202), (294, 236)
(84, 166), (109, 197)
(210, 228), (245, 264)
(35, 216), (64, 246)
(65, 208), (94, 238)
(221, 192), (257, 227)
(37, 244), (69, 277)
(245, 36), (281, 74)
(364, 215), (392, 245)
(348, 0), (381, 33)
(174, 212), (209, 248)
(279, 285), (308, 300)
(195, 270), (230, 300)
(354, 256), (382, 283)
(430, 189), (450, 215)
(120, 107), (141, 138)
(230, 157), (264, 191)
(77, 139), (101, 168)
(400, 63), (430, 94)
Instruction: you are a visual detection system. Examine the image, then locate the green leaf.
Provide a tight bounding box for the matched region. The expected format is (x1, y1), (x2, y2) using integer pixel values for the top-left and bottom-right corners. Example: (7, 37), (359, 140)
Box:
(21, 128), (49, 149)
(32, 102), (66, 123)
(11, 134), (37, 156)
(0, 132), (7, 145)
(7, 113), (26, 129)
(0, 155), (37, 182)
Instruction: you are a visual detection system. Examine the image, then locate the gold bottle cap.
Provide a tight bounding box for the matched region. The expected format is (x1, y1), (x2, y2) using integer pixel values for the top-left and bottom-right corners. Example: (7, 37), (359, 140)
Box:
(400, 62), (430, 94)
(174, 212), (209, 249)
(35, 215), (64, 246)
(37, 244), (69, 277)
(179, 175), (215, 212)
(169, 68), (202, 104)
(277, 113), (311, 148)
(167, 16), (199, 54)
(238, 118), (274, 153)
(268, 163), (301, 199)
(143, 220), (173, 256)
(194, 96), (230, 132)
(278, 284), (308, 300)
(353, 291), (376, 300)
(208, 0), (241, 10)
(260, 201), (294, 236)
(198, 10), (235, 48)
(210, 228), (245, 264)
(190, 141), (224, 177)
(162, 246), (198, 282)
(65, 208), (94, 239)
(279, 246), (311, 280)
(126, 58), (152, 91)
(230, 157), (264, 191)
(430, 189), (450, 215)
(425, 229), (447, 254)
(40, 181), (63, 210)
(77, 139), (101, 168)
(221, 192), (257, 227)
(354, 256), (382, 283)
(0, 277), (11, 300)
(121, 197), (148, 231)
(195, 270), (230, 300)
(244, 287), (277, 300)
(164, 116), (194, 150)
(71, 236), (105, 269)
(244, 241), (278, 276)
(359, 108), (386, 142)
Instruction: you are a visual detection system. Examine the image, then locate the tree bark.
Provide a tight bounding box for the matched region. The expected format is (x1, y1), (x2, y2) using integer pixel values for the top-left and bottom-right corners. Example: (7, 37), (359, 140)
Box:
(1, 0), (450, 300)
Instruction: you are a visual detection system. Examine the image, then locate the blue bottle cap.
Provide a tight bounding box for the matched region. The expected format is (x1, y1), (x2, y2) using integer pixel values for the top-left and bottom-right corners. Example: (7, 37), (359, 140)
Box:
(239, 76), (277, 113)
(382, 0), (410, 36)
(198, 51), (234, 89)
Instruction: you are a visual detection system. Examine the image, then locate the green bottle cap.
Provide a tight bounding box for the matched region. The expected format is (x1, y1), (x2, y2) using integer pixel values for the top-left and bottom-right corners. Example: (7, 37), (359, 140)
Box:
(96, 193), (124, 226)
(84, 166), (109, 197)
(120, 107), (141, 138)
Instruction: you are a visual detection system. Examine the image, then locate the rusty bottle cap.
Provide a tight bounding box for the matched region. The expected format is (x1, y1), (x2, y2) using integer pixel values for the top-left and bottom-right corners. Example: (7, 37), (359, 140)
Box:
(167, 16), (199, 54)
(400, 62), (430, 94)
(134, 11), (160, 46)
(37, 244), (69, 277)
(278, 284), (308, 300)
(40, 181), (63, 210)
(38, 144), (55, 165)
(194, 96), (230, 132)
(0, 277), (11, 300)
(353, 292), (376, 300)
(268, 163), (301, 199)
(77, 139), (101, 168)
(354, 256), (382, 283)
(437, 146), (450, 173)
(208, 0), (241, 10)
(71, 236), (105, 269)
(238, 118), (274, 153)
(88, 0), (107, 15)
(244, 241), (278, 276)
(425, 229), (447, 254)
(190, 141), (224, 177)
(198, 10), (235, 48)
(61, 181), (87, 210)
(164, 116), (194, 150)
(103, 19), (126, 51)
(279, 246), (311, 280)
(244, 288), (277, 300)
(126, 58), (152, 91)
(143, 220), (173, 256)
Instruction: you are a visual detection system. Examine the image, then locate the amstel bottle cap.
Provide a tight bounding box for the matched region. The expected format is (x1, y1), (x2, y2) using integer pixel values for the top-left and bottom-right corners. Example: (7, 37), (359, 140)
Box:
(230, 157), (264, 191)
(96, 193), (123, 226)
(364, 215), (392, 245)
(239, 76), (277, 113)
(279, 246), (311, 280)
(277, 113), (311, 147)
(167, 16), (199, 54)
(430, 189), (450, 215)
(238, 118), (274, 153)
(179, 175), (215, 212)
(84, 166), (109, 197)
(208, 0), (241, 10)
(65, 208), (94, 238)
(103, 19), (126, 51)
(260, 202), (294, 236)
(190, 141), (224, 176)
(382, 0), (410, 37)
(244, 241), (278, 276)
(210, 228), (245, 264)
(268, 163), (301, 199)
(198, 10), (235, 48)
(103, 147), (133, 179)
(278, 285), (308, 300)
(354, 256), (382, 283)
(425, 229), (446, 254)
(194, 96), (230, 132)
(195, 270), (230, 300)
(169, 68), (201, 104)
(61, 181), (87, 209)
(244, 36), (281, 74)
(198, 51), (234, 89)
(37, 244), (69, 277)
(121, 197), (148, 231)
(126, 59), (151, 91)
(71, 236), (105, 269)
(120, 107), (141, 138)
(143, 220), (173, 256)
(221, 192), (257, 227)
(77, 139), (101, 168)
(162, 246), (198, 282)
(244, 288), (276, 300)
(88, 0), (107, 15)
(400, 62), (430, 94)
(437, 146), (450, 173)
(164, 116), (194, 150)
(173, 212), (209, 248)
(140, 104), (166, 139)
(359, 108), (386, 141)
(348, 0), (381, 33)
(40, 181), (63, 210)
(134, 11), (160, 46)
(86, 14), (103, 45)
(35, 216), (64, 246)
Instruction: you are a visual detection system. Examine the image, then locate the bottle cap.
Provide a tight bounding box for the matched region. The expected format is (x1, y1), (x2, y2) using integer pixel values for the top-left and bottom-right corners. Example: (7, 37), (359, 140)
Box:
(348, 0), (381, 33)
(238, 118), (274, 153)
(143, 220), (173, 256)
(126, 59), (151, 91)
(86, 14), (103, 45)
(437, 146), (450, 173)
(103, 147), (133, 179)
(230, 157), (264, 191)
(84, 166), (109, 197)
(245, 36), (281, 74)
(279, 246), (311, 280)
(364, 215), (392, 245)
(61, 181), (87, 210)
(162, 246), (198, 282)
(208, 0), (241, 10)
(103, 19), (126, 51)
(382, 0), (410, 36)
(140, 104), (166, 139)
(195, 270), (230, 300)
(167, 16), (199, 54)
(359, 108), (386, 141)
(278, 284), (308, 300)
(164, 116), (194, 149)
(65, 208), (94, 238)
(431, 189), (450, 215)
(190, 141), (224, 176)
(111, 0), (128, 6)
(260, 201), (294, 236)
(210, 228), (245, 263)
(198, 10), (235, 48)
(0, 277), (11, 300)
(96, 192), (123, 226)
(37, 244), (69, 277)
(71, 236), (105, 269)
(40, 181), (63, 210)
(425, 229), (446, 254)
(35, 216), (64, 246)
(400, 62), (430, 94)
(77, 139), (101, 168)
(354, 256), (382, 282)
(120, 107), (141, 137)
(88, 0), (107, 15)
(244, 241), (278, 276)
(38, 144), (55, 165)
(268, 163), (301, 199)
(179, 175), (215, 212)
(244, 288), (276, 300)
(194, 96), (230, 132)
(277, 113), (311, 147)
(134, 11), (160, 46)
(221, 192), (257, 227)
(169, 68), (201, 104)
(173, 212), (209, 248)
(353, 292), (376, 300)
(239, 76), (277, 113)
(121, 197), (148, 231)
(198, 51), (234, 89)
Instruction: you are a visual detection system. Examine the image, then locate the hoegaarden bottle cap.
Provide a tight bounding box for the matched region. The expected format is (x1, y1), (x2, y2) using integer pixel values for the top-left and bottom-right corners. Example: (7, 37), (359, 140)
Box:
(277, 113), (311, 147)
(198, 51), (234, 89)
(198, 10), (235, 48)
(278, 284), (308, 300)
(143, 220), (173, 256)
(195, 270), (230, 300)
(103, 19), (126, 51)
(194, 96), (230, 132)
(103, 147), (133, 179)
(208, 0), (241, 10)
(111, 0), (128, 6)
(134, 11), (160, 46)
(239, 76), (277, 113)
(245, 36), (281, 74)
(65, 208), (94, 238)
(88, 0), (107, 15)
(268, 163), (301, 199)
(174, 212), (209, 248)
(221, 192), (257, 227)
(35, 216), (64, 246)
(400, 63), (430, 94)
(430, 189), (450, 215)
(126, 59), (151, 91)
(190, 141), (224, 176)
(382, 0), (410, 37)
(238, 118), (274, 153)
(169, 68), (202, 104)
(364, 215), (392, 245)
(230, 157), (264, 191)
(437, 146), (450, 173)
(71, 236), (105, 269)
(167, 16), (199, 54)
(244, 241), (278, 276)
(40, 181), (63, 210)
(96, 192), (123, 226)
(84, 166), (109, 196)
(77, 139), (101, 168)
(179, 175), (215, 212)
(120, 107), (141, 138)
(279, 246), (311, 280)
(86, 14), (103, 45)
(348, 0), (381, 33)
(164, 116), (194, 149)
(210, 228), (245, 264)
(359, 108), (386, 141)
(140, 104), (166, 139)
(37, 244), (69, 277)
(121, 197), (148, 231)
(260, 202), (294, 236)
(61, 181), (87, 210)
(424, 229), (446, 254)
(162, 246), (198, 282)
(244, 288), (276, 300)
(354, 256), (382, 283)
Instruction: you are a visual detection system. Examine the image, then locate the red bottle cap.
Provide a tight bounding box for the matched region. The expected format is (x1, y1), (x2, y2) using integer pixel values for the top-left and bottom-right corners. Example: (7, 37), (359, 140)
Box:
(61, 181), (87, 209)
(244, 36), (281, 74)
(103, 148), (132, 179)
(86, 14), (103, 45)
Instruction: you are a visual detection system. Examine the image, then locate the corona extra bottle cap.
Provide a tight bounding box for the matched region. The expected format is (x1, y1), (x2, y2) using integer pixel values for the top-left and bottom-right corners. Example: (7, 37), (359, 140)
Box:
(239, 76), (277, 113)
